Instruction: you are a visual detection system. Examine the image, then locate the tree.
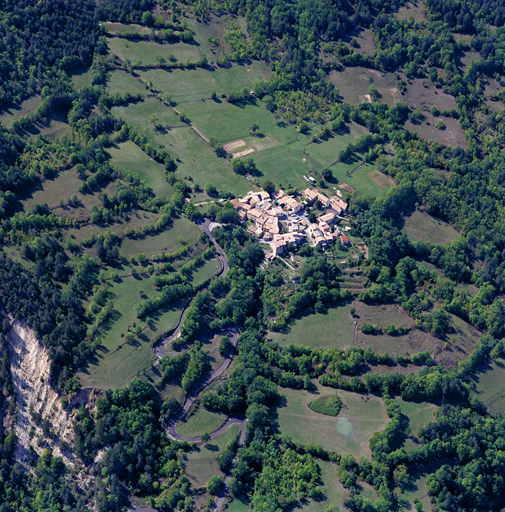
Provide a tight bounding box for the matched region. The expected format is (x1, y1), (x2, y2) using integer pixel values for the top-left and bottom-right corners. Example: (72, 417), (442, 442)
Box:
(308, 212), (317, 223)
(250, 123), (260, 135)
(262, 180), (275, 194)
(201, 433), (211, 443)
(207, 475), (222, 496)
(322, 169), (333, 181)
(204, 183), (217, 196)
(216, 208), (239, 224)
(232, 158), (258, 176)
(148, 113), (159, 130)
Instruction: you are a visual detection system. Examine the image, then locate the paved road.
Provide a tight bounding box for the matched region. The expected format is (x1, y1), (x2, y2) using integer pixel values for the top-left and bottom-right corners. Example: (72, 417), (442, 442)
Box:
(167, 329), (239, 442)
(153, 218), (227, 359)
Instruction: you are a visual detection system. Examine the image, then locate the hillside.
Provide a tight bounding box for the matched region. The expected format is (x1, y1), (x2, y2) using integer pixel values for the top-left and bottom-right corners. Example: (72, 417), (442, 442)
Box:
(1, 1), (505, 512)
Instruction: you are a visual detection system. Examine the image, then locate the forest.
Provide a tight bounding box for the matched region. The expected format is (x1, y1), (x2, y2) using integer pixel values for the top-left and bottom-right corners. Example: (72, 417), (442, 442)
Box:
(0, 0), (505, 511)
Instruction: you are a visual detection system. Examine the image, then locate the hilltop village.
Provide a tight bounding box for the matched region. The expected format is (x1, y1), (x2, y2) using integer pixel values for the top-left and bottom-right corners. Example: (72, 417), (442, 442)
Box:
(230, 187), (350, 259)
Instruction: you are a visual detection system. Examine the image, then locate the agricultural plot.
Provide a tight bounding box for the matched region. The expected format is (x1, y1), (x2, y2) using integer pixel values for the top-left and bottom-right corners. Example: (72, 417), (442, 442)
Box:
(15, 167), (116, 223)
(181, 98), (297, 144)
(110, 98), (250, 196)
(276, 383), (388, 458)
(330, 160), (388, 197)
(106, 140), (174, 197)
(471, 357), (505, 414)
(78, 273), (184, 389)
(107, 70), (149, 96)
(269, 303), (354, 350)
(101, 22), (150, 35)
(107, 37), (203, 66)
(185, 15), (232, 60)
(177, 406), (225, 438)
(119, 216), (201, 259)
(184, 424), (240, 487)
(0, 95), (43, 128)
(138, 61), (271, 103)
(402, 210), (459, 245)
(111, 96), (180, 129)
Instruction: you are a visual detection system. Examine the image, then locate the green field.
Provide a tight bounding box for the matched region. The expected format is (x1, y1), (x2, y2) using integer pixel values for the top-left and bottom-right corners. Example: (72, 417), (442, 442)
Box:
(330, 160), (391, 197)
(0, 95), (43, 128)
(182, 99), (299, 144)
(107, 70), (149, 96)
(111, 99), (250, 195)
(107, 37), (203, 66)
(472, 358), (505, 414)
(276, 383), (388, 458)
(102, 22), (150, 35)
(191, 258), (222, 287)
(106, 140), (174, 197)
(297, 460), (347, 512)
(270, 303), (354, 350)
(78, 274), (184, 389)
(177, 406), (225, 438)
(16, 167), (116, 223)
(185, 424), (240, 487)
(70, 68), (93, 91)
(394, 398), (438, 450)
(403, 210), (459, 244)
(111, 96), (180, 129)
(119, 216), (201, 259)
(138, 62), (271, 103)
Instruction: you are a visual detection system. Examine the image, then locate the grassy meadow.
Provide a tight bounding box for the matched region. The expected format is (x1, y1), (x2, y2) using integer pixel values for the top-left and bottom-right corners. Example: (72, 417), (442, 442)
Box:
(269, 303), (354, 350)
(78, 273), (184, 389)
(276, 383), (388, 458)
(106, 140), (174, 197)
(403, 210), (460, 245)
(177, 406), (226, 438)
(184, 424), (240, 487)
(107, 37), (203, 66)
(471, 357), (505, 414)
(138, 61), (271, 103)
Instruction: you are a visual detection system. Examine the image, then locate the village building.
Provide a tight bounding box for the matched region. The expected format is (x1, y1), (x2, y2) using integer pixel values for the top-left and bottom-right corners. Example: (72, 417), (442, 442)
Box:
(318, 212), (336, 225)
(330, 196), (348, 212)
(340, 234), (351, 246)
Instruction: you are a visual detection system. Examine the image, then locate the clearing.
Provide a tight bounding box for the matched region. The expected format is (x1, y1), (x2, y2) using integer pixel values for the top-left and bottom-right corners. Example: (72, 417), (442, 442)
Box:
(393, 397), (438, 450)
(402, 210), (459, 245)
(471, 357), (505, 414)
(177, 405), (225, 438)
(276, 382), (388, 458)
(106, 140), (174, 197)
(138, 61), (271, 104)
(0, 96), (43, 128)
(404, 112), (467, 149)
(269, 303), (354, 350)
(107, 37), (203, 66)
(396, 1), (429, 23)
(184, 423), (240, 487)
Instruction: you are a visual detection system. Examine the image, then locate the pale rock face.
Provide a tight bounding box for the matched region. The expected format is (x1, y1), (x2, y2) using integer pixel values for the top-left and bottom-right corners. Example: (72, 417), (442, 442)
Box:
(7, 319), (75, 466)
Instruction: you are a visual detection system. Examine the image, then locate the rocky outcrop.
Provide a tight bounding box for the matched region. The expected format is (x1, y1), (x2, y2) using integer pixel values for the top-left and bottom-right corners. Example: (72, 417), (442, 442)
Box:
(7, 320), (76, 466)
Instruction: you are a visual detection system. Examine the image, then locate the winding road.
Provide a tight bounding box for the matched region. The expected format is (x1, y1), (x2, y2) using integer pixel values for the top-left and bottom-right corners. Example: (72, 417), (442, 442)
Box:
(154, 218), (227, 359)
(155, 218), (246, 511)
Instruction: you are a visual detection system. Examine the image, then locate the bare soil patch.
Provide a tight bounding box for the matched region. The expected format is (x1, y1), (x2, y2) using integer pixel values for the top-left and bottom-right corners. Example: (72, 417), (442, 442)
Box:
(368, 170), (395, 189)
(233, 147), (255, 158)
(338, 182), (355, 193)
(223, 139), (246, 152)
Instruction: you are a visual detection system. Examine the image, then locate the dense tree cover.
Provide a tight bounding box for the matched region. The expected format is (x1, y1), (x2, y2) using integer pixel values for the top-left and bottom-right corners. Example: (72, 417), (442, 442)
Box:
(0, 0), (100, 105)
